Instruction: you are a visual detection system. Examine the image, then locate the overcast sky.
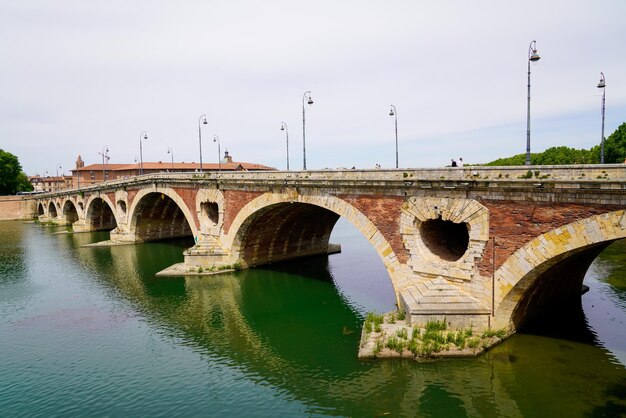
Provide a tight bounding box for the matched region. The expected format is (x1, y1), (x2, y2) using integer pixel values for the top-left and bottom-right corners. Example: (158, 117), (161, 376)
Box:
(2, 1), (625, 175)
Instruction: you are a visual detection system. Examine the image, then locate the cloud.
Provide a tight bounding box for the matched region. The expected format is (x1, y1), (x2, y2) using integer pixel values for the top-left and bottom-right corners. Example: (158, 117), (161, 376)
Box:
(1, 0), (625, 174)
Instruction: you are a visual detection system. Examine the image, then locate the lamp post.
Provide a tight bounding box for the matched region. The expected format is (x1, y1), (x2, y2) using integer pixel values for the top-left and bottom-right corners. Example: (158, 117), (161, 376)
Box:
(198, 114), (208, 172)
(526, 40), (541, 166)
(281, 122), (289, 170)
(98, 145), (109, 182)
(597, 72), (606, 164)
(302, 91), (313, 170)
(389, 105), (398, 168)
(56, 165), (62, 191)
(139, 131), (148, 175)
(167, 147), (174, 171)
(213, 135), (221, 171)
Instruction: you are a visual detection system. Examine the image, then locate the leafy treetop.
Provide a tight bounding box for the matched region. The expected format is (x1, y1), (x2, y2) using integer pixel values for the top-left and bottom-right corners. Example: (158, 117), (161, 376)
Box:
(484, 122), (626, 166)
(0, 149), (33, 195)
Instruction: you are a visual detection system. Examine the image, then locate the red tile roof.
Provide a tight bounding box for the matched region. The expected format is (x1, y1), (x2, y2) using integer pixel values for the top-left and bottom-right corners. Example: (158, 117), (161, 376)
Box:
(72, 161), (274, 172)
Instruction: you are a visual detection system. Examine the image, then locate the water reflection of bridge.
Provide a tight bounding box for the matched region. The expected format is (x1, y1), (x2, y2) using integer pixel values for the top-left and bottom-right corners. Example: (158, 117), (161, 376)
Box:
(64, 229), (626, 416)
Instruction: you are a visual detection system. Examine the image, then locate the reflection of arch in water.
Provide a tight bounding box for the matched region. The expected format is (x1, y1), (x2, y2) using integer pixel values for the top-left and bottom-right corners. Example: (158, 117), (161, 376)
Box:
(224, 192), (402, 300)
(128, 189), (198, 242)
(494, 210), (626, 330)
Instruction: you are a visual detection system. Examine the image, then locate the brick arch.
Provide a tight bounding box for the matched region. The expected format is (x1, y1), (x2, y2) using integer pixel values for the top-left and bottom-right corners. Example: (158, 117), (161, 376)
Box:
(493, 210), (626, 330)
(47, 201), (58, 218)
(224, 192), (404, 294)
(84, 194), (118, 231)
(128, 187), (199, 242)
(37, 202), (45, 217)
(61, 199), (79, 224)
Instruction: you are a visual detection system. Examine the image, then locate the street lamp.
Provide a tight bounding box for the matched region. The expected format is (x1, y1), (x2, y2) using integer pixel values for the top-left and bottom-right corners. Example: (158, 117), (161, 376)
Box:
(139, 131), (148, 175)
(389, 105), (398, 168)
(98, 145), (109, 182)
(526, 40), (541, 166)
(167, 147), (174, 171)
(56, 165), (62, 191)
(213, 135), (221, 171)
(198, 114), (208, 172)
(281, 122), (289, 170)
(302, 91), (313, 170)
(597, 72), (606, 164)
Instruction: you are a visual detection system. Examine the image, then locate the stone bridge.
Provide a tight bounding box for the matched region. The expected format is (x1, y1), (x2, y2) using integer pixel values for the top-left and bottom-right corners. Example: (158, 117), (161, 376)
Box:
(34, 165), (626, 333)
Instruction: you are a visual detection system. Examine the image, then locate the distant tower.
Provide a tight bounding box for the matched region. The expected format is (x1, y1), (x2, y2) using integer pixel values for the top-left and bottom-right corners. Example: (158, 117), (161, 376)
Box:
(76, 155), (85, 169)
(222, 150), (233, 164)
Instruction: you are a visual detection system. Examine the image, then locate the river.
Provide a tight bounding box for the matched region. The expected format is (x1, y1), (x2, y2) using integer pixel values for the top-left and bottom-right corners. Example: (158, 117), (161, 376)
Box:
(1, 219), (625, 417)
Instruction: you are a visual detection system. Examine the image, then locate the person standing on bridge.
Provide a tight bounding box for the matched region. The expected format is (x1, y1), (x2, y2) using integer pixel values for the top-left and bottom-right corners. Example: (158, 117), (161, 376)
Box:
(458, 157), (464, 167)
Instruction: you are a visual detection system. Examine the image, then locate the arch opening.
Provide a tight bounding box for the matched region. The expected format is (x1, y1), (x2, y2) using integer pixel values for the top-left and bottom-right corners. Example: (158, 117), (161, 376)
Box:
(235, 202), (341, 268)
(48, 202), (57, 218)
(419, 219), (469, 261)
(87, 197), (117, 231)
(510, 241), (613, 331)
(37, 203), (45, 216)
(133, 192), (193, 242)
(63, 201), (79, 224)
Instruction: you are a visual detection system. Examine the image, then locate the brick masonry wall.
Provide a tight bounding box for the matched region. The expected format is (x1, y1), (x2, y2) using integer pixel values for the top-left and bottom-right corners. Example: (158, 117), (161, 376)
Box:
(126, 189), (139, 209)
(172, 187), (200, 229)
(477, 200), (623, 276)
(0, 196), (35, 220)
(223, 190), (263, 235)
(337, 194), (407, 263)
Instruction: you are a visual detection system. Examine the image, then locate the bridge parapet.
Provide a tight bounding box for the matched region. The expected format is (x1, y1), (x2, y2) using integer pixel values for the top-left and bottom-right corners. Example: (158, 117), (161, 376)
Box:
(28, 163), (626, 199)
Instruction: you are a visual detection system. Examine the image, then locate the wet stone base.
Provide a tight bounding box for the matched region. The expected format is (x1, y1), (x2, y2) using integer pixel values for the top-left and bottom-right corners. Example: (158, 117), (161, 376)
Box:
(81, 240), (137, 247)
(156, 263), (236, 277)
(358, 312), (507, 361)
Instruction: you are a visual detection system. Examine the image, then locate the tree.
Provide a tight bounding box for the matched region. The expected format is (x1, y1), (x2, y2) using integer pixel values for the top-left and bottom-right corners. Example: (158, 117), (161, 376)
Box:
(0, 149), (32, 195)
(484, 123), (625, 166)
(603, 122), (626, 164)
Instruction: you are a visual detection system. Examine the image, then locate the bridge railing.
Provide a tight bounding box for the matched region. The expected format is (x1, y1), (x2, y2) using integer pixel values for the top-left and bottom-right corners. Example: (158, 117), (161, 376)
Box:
(30, 164), (626, 199)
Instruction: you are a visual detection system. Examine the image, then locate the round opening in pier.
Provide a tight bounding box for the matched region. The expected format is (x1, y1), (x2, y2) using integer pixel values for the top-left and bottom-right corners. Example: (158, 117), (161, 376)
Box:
(419, 219), (469, 261)
(117, 200), (127, 214)
(201, 202), (219, 226)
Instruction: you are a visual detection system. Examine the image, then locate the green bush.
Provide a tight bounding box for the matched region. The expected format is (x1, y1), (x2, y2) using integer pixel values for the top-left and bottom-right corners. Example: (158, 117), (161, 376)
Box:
(386, 336), (405, 353)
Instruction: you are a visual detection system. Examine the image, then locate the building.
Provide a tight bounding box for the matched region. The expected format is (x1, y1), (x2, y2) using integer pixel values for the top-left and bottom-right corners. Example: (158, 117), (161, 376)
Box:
(29, 175), (73, 192)
(70, 151), (275, 188)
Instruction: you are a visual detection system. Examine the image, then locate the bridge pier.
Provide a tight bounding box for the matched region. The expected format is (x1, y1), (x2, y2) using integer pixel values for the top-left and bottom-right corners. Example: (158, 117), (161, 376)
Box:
(399, 277), (492, 330)
(109, 225), (138, 242)
(183, 237), (234, 270)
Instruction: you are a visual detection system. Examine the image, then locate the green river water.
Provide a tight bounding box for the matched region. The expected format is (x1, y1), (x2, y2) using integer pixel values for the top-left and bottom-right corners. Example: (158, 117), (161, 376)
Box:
(1, 219), (625, 417)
